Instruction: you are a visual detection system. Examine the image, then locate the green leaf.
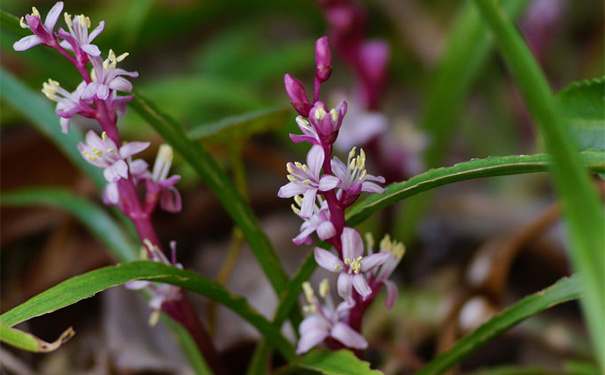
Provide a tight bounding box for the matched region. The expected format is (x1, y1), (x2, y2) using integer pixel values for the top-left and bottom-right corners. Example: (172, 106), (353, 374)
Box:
(0, 261), (295, 360)
(347, 151), (605, 226)
(0, 67), (106, 190)
(463, 365), (582, 375)
(471, 0), (605, 370)
(556, 77), (605, 151)
(417, 276), (580, 375)
(276, 350), (383, 375)
(0, 321), (74, 353)
(129, 93), (291, 298)
(1, 187), (138, 262)
(189, 107), (290, 145)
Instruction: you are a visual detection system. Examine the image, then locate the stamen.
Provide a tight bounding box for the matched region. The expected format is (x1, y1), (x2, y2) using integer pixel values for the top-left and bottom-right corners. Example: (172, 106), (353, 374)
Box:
(287, 175), (297, 182)
(303, 305), (317, 313)
(348, 147), (356, 161)
(345, 256), (363, 274)
(294, 195), (303, 206)
(365, 232), (375, 254)
(20, 17), (28, 28)
(64, 13), (72, 27)
(116, 52), (129, 62)
(286, 163), (294, 174)
(319, 279), (330, 298)
(31, 7), (41, 18)
(302, 282), (316, 303)
(101, 131), (108, 141)
(290, 204), (300, 215)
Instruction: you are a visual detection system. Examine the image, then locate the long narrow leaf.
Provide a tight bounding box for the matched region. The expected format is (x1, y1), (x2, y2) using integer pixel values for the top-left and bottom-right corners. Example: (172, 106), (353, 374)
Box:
(416, 276), (580, 375)
(471, 0), (605, 369)
(129, 94), (290, 296)
(1, 187), (138, 262)
(0, 322), (74, 353)
(0, 261), (295, 360)
(347, 151), (605, 226)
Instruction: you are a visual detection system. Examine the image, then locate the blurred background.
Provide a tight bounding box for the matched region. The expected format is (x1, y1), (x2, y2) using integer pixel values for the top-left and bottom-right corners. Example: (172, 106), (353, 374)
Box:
(1, 0), (603, 374)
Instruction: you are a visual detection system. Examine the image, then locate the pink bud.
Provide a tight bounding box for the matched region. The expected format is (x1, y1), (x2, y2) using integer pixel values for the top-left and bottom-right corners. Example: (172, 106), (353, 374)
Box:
(284, 74), (312, 117)
(315, 36), (332, 83)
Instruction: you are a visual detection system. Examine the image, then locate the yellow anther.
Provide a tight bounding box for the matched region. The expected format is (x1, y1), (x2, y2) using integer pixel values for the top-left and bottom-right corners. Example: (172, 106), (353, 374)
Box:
(287, 175), (297, 182)
(294, 195), (303, 206)
(302, 282), (316, 303)
(64, 13), (72, 27)
(303, 305), (317, 313)
(76, 14), (91, 28)
(90, 68), (97, 81)
(302, 179), (311, 185)
(357, 149), (366, 170)
(315, 107), (327, 120)
(348, 147), (356, 161)
(148, 310), (160, 326)
(101, 131), (108, 141)
(290, 204), (300, 215)
(330, 109), (338, 122)
(345, 256), (363, 274)
(380, 234), (405, 259)
(20, 17), (28, 28)
(333, 263), (342, 271)
(92, 148), (103, 157)
(116, 52), (129, 62)
(360, 170), (367, 181)
(301, 165), (309, 172)
(294, 162), (304, 169)
(84, 152), (98, 162)
(31, 7), (41, 18)
(42, 80), (59, 100)
(107, 148), (115, 153)
(349, 159), (356, 171)
(286, 163), (294, 174)
(319, 279), (330, 298)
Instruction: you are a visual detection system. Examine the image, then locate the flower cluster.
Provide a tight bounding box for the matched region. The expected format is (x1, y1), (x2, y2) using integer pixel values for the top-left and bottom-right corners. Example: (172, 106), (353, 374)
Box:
(15, 2), (183, 315)
(281, 37), (405, 354)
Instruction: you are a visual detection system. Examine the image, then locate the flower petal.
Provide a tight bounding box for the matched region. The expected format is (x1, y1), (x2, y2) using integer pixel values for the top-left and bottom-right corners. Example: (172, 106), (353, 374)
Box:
(44, 1), (64, 30)
(318, 175), (340, 191)
(299, 189), (317, 218)
(296, 325), (329, 354)
(119, 141), (149, 158)
(160, 187), (182, 213)
(277, 182), (307, 198)
(382, 279), (398, 309)
(330, 322), (367, 350)
(337, 274), (354, 306)
(341, 227), (363, 260)
(360, 251), (391, 272)
(314, 248), (343, 273)
(13, 35), (44, 51)
(316, 221), (336, 241)
(88, 21), (105, 41)
(361, 181), (385, 194)
(306, 145), (325, 177)
(108, 76), (133, 93)
(103, 182), (119, 205)
(82, 43), (101, 57)
(352, 274), (372, 299)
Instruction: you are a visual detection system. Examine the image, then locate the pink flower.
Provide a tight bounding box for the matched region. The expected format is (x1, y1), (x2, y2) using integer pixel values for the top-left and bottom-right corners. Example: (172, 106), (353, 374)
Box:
(146, 145), (182, 213)
(296, 280), (367, 354)
(308, 101), (347, 146)
(41, 79), (95, 133)
(366, 233), (406, 309)
(78, 130), (149, 182)
(58, 13), (104, 57)
(86, 51), (138, 101)
(13, 2), (63, 51)
(278, 145), (339, 218)
(315, 36), (332, 83)
(284, 74), (312, 117)
(292, 197), (336, 245)
(331, 147), (385, 207)
(314, 227), (390, 305)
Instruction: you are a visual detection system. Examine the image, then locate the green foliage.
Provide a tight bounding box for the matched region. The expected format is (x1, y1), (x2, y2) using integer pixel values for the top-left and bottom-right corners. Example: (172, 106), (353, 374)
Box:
(0, 322), (74, 353)
(276, 350), (383, 375)
(556, 77), (605, 151)
(417, 276), (580, 375)
(347, 151), (605, 225)
(471, 0), (605, 369)
(0, 261), (295, 360)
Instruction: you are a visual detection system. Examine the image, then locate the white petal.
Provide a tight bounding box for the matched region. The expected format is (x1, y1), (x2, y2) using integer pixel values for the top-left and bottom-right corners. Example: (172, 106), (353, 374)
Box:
(13, 35), (44, 51)
(44, 1), (64, 30)
(108, 76), (132, 93)
(382, 279), (398, 309)
(337, 274), (354, 306)
(314, 248), (343, 273)
(296, 326), (329, 354)
(341, 227), (363, 260)
(103, 182), (119, 205)
(360, 251), (391, 272)
(306, 145), (325, 177)
(277, 182), (307, 198)
(88, 21), (105, 41)
(299, 189), (317, 218)
(82, 43), (101, 57)
(361, 181), (385, 194)
(59, 117), (70, 134)
(318, 175), (340, 191)
(316, 221), (336, 241)
(330, 322), (367, 350)
(119, 141), (149, 158)
(352, 274), (372, 299)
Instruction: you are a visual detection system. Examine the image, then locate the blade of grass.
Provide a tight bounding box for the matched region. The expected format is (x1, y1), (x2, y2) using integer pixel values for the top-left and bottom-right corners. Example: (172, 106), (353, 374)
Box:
(347, 151), (605, 226)
(471, 0), (605, 369)
(416, 276), (580, 375)
(129, 93), (291, 297)
(0, 261), (295, 360)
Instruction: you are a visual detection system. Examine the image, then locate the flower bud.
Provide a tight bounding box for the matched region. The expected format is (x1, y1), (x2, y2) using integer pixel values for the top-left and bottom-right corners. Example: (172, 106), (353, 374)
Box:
(284, 74), (312, 117)
(315, 36), (332, 83)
